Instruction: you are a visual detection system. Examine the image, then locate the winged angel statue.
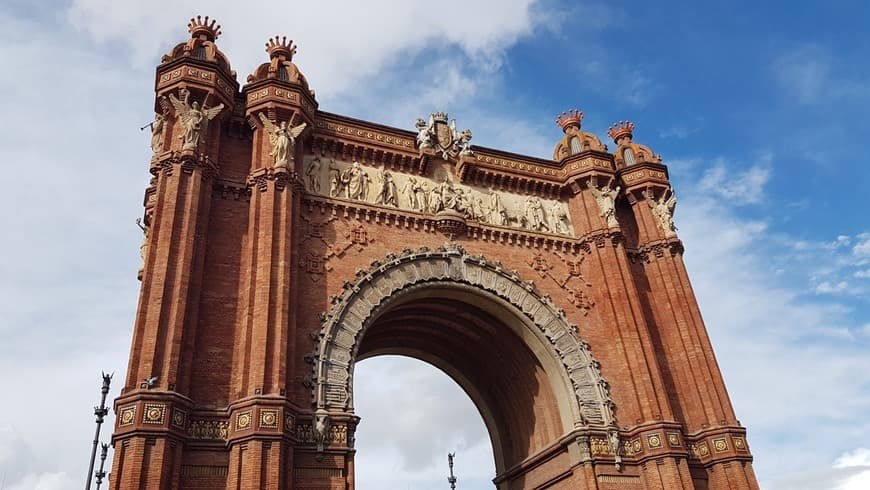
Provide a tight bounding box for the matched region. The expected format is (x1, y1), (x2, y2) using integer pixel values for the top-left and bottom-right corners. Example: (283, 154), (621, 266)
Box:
(258, 113), (307, 168)
(168, 89), (224, 151)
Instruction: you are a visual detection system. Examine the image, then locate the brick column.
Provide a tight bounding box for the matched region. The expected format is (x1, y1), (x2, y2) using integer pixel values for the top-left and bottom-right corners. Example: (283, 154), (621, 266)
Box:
(111, 149), (217, 488)
(619, 161), (757, 488)
(226, 166), (298, 489)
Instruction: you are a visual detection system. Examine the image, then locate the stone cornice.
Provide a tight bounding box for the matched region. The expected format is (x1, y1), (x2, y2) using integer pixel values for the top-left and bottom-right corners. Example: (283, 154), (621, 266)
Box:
(150, 150), (220, 180)
(156, 57), (238, 110)
(627, 238), (685, 263)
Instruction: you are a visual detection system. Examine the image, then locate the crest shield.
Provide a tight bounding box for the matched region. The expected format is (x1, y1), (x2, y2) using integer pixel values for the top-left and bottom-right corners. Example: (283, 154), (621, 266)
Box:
(435, 121), (453, 152)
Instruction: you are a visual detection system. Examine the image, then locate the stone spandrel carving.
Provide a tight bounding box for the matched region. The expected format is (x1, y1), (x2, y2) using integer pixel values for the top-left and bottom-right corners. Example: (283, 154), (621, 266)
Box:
(167, 88), (224, 151)
(258, 113), (306, 169)
(587, 181), (620, 228)
(302, 156), (575, 237)
(644, 188), (677, 237)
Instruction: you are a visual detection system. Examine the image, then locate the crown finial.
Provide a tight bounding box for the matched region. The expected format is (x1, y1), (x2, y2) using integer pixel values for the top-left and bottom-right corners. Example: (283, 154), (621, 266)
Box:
(608, 120), (635, 143)
(556, 109), (584, 132)
(266, 36), (298, 60)
(188, 15), (221, 41)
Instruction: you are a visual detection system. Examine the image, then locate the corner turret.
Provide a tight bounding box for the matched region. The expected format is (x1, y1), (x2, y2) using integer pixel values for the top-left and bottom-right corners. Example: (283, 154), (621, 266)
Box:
(553, 109), (607, 161)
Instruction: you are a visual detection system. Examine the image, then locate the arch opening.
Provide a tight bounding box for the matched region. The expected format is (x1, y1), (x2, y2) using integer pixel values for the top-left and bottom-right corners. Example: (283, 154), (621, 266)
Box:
(312, 246), (618, 480)
(354, 355), (496, 488)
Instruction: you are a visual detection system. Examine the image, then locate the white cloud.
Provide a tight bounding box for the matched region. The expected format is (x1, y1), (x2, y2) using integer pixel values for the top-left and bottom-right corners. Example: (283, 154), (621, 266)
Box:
(66, 0), (542, 100)
(772, 44), (831, 104)
(354, 356), (494, 489)
(771, 44), (870, 106)
(814, 280), (851, 294)
(696, 158), (771, 205)
(670, 160), (870, 484)
(834, 448), (870, 468)
(853, 234), (870, 258)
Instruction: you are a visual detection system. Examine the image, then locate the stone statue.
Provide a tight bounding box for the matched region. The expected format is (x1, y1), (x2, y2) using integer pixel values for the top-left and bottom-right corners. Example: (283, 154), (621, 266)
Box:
(524, 196), (550, 232)
(413, 112), (473, 159)
(150, 114), (165, 153)
(136, 217), (149, 277)
(587, 181), (621, 228)
(550, 201), (570, 234)
(258, 113), (307, 168)
(471, 196), (487, 222)
(341, 161), (366, 200)
(645, 189), (677, 237)
(488, 189), (508, 226)
(415, 117), (434, 149)
(458, 129), (473, 156)
(609, 430), (623, 470)
(374, 169), (398, 207)
(401, 177), (420, 210)
(168, 88), (224, 151)
(328, 160), (341, 197)
(313, 409), (330, 453)
(417, 182), (430, 212)
(305, 157), (321, 193)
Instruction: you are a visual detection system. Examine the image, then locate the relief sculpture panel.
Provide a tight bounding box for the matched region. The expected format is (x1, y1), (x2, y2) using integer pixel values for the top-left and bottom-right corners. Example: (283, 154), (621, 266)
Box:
(303, 156), (575, 237)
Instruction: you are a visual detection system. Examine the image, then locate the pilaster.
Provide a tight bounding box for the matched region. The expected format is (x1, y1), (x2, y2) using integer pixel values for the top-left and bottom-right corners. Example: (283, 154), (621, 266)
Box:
(564, 151), (677, 431)
(225, 36), (319, 488)
(611, 122), (757, 486)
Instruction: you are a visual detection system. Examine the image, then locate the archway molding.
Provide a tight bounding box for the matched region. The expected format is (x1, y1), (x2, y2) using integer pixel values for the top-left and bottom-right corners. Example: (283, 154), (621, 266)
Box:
(312, 245), (618, 436)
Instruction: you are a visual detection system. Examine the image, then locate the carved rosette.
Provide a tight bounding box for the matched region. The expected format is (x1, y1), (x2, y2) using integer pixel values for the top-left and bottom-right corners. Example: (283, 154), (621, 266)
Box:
(311, 245), (617, 428)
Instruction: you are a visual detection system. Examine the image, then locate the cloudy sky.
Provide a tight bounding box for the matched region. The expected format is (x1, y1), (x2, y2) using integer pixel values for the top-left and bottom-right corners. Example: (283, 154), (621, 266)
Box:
(0, 0), (868, 489)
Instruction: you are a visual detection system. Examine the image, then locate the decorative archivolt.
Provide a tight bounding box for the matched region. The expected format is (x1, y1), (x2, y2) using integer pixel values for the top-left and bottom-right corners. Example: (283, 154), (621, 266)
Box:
(310, 245), (617, 430)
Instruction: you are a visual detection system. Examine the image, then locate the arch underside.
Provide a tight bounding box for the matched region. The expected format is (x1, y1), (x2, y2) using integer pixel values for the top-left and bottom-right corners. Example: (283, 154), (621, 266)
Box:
(313, 245), (617, 471)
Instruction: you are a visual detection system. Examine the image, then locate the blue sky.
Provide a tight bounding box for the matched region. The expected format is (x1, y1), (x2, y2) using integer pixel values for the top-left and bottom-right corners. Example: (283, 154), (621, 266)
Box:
(0, 1), (867, 489)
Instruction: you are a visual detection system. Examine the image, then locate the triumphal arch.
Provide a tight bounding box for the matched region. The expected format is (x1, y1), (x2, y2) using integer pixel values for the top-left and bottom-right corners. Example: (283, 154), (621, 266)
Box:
(111, 17), (759, 489)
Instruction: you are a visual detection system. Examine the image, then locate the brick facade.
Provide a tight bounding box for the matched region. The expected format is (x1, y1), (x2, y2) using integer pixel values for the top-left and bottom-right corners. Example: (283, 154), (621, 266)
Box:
(111, 17), (759, 489)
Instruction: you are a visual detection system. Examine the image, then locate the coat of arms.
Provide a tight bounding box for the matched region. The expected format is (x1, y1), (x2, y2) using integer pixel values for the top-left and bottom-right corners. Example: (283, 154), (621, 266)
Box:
(414, 112), (473, 159)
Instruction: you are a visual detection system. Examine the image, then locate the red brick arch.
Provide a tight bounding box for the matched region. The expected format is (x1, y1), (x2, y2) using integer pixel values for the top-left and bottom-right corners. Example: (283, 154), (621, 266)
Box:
(312, 245), (619, 472)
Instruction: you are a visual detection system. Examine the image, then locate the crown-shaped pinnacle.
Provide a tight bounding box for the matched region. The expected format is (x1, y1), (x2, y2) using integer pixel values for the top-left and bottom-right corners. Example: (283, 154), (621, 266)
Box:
(607, 120), (635, 143)
(188, 15), (221, 41)
(266, 36), (298, 60)
(556, 109), (584, 131)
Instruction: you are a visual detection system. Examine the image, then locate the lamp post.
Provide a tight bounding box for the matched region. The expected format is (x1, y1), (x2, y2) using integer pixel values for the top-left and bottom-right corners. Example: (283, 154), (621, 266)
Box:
(85, 372), (112, 490)
(447, 452), (457, 490)
(94, 443), (109, 489)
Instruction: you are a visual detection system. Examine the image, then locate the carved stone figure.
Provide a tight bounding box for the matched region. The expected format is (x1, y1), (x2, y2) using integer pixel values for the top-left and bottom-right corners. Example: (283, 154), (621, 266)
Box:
(313, 409), (330, 453)
(401, 177), (420, 210)
(150, 114), (165, 153)
(341, 161), (366, 200)
(305, 157), (321, 193)
(136, 217), (150, 278)
(258, 113), (306, 168)
(374, 169), (398, 207)
(523, 196), (550, 232)
(417, 182), (430, 212)
(415, 117), (433, 149)
(458, 129), (473, 156)
(413, 112), (473, 159)
(550, 201), (570, 234)
(328, 160), (341, 197)
(488, 189), (508, 226)
(587, 181), (621, 228)
(645, 189), (677, 237)
(168, 88), (224, 151)
(471, 196), (487, 222)
(609, 430), (623, 469)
